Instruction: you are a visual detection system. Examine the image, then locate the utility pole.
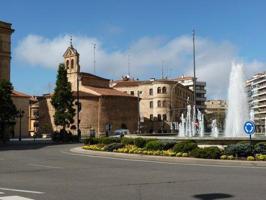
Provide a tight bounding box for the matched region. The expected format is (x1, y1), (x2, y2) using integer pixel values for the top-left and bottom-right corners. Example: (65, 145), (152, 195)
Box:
(161, 60), (164, 79)
(18, 109), (24, 141)
(192, 30), (197, 115)
(128, 53), (131, 77)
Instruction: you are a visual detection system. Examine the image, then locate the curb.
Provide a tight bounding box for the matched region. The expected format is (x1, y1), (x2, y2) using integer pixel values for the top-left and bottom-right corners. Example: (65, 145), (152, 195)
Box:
(70, 147), (266, 168)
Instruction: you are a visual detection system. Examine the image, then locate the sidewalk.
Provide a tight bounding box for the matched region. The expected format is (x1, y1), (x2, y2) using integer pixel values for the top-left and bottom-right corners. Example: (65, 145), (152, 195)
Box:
(70, 147), (266, 168)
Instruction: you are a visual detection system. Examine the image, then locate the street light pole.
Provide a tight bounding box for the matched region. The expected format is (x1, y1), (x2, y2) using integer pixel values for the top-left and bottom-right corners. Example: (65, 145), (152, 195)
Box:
(192, 30), (197, 113)
(18, 109), (24, 142)
(77, 72), (81, 142)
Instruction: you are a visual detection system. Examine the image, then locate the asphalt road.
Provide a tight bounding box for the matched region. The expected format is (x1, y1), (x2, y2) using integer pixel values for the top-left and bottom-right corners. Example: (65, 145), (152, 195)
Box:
(0, 144), (266, 200)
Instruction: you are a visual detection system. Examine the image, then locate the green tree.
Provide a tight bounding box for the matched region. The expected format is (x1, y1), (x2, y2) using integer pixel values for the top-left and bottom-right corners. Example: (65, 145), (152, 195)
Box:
(51, 63), (75, 131)
(0, 80), (18, 142)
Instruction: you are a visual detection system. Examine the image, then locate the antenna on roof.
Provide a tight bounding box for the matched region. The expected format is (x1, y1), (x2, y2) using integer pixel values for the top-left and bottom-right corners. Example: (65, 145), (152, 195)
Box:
(161, 60), (165, 79)
(92, 43), (96, 74)
(127, 53), (131, 77)
(70, 35), (73, 47)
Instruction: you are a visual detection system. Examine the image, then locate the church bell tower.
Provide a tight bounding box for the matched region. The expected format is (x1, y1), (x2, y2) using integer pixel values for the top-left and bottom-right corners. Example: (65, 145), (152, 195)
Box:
(63, 38), (80, 91)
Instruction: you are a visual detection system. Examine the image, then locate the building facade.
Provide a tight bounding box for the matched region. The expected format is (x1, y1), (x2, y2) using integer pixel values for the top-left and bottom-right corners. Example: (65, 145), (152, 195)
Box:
(205, 100), (227, 114)
(111, 78), (193, 133)
(246, 72), (266, 133)
(0, 21), (14, 81)
(175, 76), (206, 112)
(38, 45), (138, 136)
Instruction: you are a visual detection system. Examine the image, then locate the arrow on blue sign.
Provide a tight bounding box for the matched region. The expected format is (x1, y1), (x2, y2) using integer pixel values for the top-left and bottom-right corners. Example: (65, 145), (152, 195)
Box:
(244, 121), (255, 135)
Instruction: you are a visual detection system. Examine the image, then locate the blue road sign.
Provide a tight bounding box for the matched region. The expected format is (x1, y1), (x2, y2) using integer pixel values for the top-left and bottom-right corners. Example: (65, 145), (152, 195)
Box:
(244, 121), (255, 135)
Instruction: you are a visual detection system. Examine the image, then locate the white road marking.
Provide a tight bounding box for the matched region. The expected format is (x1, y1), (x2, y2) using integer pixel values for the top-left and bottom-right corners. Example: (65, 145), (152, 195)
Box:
(0, 196), (34, 200)
(62, 150), (266, 170)
(28, 163), (63, 169)
(0, 187), (43, 194)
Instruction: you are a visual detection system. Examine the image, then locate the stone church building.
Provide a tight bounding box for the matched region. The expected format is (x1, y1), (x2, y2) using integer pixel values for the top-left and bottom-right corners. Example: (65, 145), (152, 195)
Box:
(38, 44), (138, 136)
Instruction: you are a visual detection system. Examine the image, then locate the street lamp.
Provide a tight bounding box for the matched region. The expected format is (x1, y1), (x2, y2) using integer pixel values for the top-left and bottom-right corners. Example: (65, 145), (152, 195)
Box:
(17, 109), (24, 141)
(137, 91), (142, 134)
(76, 74), (82, 142)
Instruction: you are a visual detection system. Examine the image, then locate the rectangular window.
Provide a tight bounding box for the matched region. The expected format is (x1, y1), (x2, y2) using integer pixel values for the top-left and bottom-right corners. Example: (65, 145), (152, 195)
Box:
(163, 114), (167, 121)
(150, 114), (153, 120)
(130, 91), (134, 95)
(150, 101), (153, 108)
(149, 88), (153, 95)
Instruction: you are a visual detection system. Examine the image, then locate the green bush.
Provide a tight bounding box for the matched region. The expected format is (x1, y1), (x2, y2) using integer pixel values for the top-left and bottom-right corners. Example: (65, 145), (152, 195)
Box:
(224, 143), (253, 157)
(182, 153), (189, 157)
(98, 137), (120, 145)
(190, 147), (221, 159)
(162, 141), (176, 150)
(145, 140), (164, 150)
(134, 137), (146, 148)
(247, 156), (255, 161)
(254, 142), (266, 154)
(220, 155), (227, 160)
(121, 137), (135, 145)
(103, 143), (124, 152)
(84, 137), (99, 145)
(173, 141), (198, 153)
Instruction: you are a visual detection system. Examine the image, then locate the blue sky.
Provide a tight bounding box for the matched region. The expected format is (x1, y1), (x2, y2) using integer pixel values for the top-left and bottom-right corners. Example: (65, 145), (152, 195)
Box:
(1, 0), (266, 98)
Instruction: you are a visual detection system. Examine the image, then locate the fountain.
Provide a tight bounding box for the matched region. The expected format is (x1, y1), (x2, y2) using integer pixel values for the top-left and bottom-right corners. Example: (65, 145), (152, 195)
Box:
(225, 63), (249, 137)
(177, 63), (250, 138)
(211, 119), (219, 138)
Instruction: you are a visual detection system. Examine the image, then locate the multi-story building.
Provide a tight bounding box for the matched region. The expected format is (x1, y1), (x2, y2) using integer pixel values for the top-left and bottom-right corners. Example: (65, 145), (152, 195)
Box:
(175, 76), (207, 112)
(111, 78), (193, 133)
(0, 20), (33, 138)
(205, 100), (227, 114)
(246, 72), (266, 133)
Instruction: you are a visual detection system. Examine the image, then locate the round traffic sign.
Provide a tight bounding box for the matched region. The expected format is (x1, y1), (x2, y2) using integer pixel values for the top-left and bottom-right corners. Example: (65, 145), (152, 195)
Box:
(244, 121), (255, 135)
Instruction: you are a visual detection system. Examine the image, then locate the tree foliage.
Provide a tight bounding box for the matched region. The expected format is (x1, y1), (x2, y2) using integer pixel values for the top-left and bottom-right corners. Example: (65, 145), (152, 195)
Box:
(51, 64), (75, 130)
(0, 80), (17, 141)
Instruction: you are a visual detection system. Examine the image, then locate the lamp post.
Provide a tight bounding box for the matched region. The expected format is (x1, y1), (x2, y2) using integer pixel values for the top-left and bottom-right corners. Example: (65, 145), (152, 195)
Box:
(137, 91), (142, 134)
(76, 73), (81, 142)
(17, 109), (24, 142)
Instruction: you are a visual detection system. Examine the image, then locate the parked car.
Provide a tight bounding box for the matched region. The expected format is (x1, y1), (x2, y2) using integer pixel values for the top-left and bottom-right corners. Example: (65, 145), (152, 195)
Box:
(110, 129), (130, 138)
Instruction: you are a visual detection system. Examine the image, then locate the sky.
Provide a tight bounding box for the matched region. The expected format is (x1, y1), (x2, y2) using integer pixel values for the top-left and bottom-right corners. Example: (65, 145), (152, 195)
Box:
(1, 0), (266, 99)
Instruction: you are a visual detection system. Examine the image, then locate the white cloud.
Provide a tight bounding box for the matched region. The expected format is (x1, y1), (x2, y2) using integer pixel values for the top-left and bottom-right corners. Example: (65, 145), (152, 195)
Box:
(14, 34), (266, 99)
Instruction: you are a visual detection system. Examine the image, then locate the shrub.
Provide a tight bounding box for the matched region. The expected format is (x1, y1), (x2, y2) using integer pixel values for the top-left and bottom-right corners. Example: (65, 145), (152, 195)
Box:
(98, 137), (120, 145)
(134, 137), (146, 148)
(182, 153), (189, 157)
(255, 154), (266, 161)
(173, 141), (198, 153)
(247, 156), (255, 161)
(224, 144), (253, 157)
(220, 155), (227, 160)
(145, 140), (164, 150)
(190, 147), (221, 159)
(254, 142), (266, 154)
(227, 155), (234, 160)
(84, 137), (99, 145)
(121, 137), (135, 145)
(176, 152), (183, 157)
(103, 143), (124, 152)
(162, 141), (176, 150)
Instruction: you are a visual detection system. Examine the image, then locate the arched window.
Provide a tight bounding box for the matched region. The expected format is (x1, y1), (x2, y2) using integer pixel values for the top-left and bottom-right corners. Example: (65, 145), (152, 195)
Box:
(162, 100), (167, 107)
(157, 87), (161, 94)
(157, 100), (161, 107)
(158, 114), (161, 121)
(71, 59), (74, 68)
(149, 88), (153, 95)
(150, 101), (153, 108)
(162, 87), (167, 94)
(163, 114), (167, 121)
(66, 60), (69, 68)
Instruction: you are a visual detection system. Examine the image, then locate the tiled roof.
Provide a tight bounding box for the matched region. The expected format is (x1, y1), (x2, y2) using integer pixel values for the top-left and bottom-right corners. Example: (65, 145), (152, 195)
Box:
(84, 86), (135, 97)
(113, 81), (140, 87)
(12, 90), (31, 98)
(72, 91), (98, 98)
